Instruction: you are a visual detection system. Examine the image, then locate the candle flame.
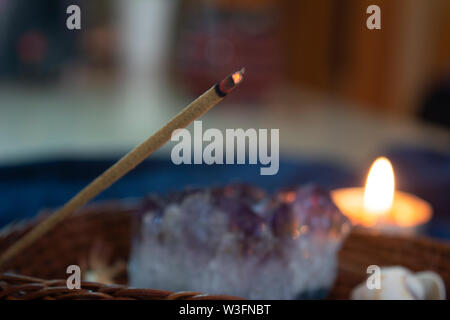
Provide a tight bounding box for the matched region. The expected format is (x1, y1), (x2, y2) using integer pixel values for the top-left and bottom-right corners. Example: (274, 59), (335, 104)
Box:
(363, 157), (395, 216)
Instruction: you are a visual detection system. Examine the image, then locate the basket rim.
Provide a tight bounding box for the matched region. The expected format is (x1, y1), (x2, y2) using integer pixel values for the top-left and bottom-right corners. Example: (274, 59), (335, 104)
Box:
(0, 200), (139, 237)
(0, 272), (244, 300)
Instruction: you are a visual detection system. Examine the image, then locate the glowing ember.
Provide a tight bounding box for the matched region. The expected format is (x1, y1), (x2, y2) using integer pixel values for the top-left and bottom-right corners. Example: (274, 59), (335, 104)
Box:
(232, 71), (243, 84)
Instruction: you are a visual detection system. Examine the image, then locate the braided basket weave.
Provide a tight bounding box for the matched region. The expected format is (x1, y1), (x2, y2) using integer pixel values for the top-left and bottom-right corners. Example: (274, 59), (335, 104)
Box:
(0, 203), (449, 300)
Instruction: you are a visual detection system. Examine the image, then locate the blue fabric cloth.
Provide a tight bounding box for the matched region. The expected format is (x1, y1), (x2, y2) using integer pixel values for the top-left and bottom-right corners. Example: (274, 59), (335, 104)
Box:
(0, 147), (449, 239)
(0, 157), (355, 227)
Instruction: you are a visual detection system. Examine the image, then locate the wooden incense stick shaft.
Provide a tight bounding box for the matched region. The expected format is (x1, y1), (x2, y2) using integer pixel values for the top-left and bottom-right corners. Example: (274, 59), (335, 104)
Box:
(0, 86), (224, 268)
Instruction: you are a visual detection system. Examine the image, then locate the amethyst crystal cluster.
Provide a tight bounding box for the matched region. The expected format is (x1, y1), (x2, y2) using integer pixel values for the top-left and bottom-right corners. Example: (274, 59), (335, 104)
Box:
(128, 184), (351, 299)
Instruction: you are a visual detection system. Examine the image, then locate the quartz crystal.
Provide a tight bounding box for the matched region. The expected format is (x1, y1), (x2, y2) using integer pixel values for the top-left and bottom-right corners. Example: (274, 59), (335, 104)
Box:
(128, 184), (351, 299)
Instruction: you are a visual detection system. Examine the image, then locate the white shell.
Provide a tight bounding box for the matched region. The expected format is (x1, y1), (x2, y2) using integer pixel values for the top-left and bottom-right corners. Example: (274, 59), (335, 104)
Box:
(351, 266), (446, 300)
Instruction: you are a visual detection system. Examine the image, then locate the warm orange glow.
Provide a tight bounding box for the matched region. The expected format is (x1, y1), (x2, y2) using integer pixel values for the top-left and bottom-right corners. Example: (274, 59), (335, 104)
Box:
(232, 72), (242, 84)
(331, 156), (432, 232)
(363, 157), (395, 216)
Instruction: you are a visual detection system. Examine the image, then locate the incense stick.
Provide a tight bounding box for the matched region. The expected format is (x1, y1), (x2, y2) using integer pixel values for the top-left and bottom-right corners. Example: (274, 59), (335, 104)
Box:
(0, 69), (244, 268)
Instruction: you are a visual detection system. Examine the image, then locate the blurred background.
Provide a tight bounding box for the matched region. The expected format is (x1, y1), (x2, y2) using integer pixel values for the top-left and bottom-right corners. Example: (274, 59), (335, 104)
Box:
(0, 0), (449, 237)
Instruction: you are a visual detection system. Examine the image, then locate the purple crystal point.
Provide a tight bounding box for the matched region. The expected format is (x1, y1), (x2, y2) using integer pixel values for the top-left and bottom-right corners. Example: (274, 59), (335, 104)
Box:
(274, 184), (351, 238)
(218, 198), (265, 236)
(270, 202), (300, 238)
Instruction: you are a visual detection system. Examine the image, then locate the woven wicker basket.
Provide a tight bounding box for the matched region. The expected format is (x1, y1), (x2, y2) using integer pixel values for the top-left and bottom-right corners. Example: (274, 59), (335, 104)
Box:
(0, 202), (449, 300)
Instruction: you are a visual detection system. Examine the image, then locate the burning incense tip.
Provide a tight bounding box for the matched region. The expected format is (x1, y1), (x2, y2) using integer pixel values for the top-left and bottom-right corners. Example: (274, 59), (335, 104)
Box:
(232, 72), (242, 84)
(232, 68), (245, 84)
(216, 68), (245, 97)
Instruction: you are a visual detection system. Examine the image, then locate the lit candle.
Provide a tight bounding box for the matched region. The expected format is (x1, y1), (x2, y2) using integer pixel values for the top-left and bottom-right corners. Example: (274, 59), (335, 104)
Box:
(331, 157), (432, 234)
